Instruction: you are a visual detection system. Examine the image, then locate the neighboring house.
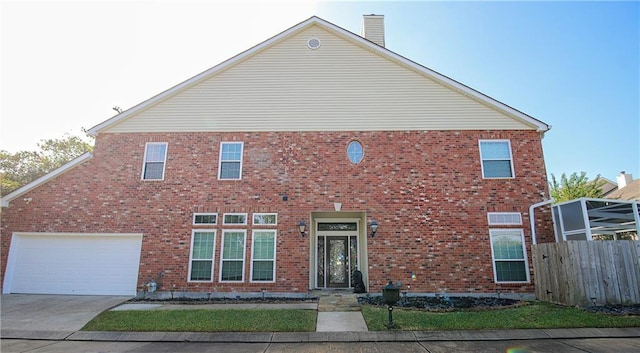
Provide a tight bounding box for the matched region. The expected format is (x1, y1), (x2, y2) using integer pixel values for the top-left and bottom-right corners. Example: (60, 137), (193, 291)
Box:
(1, 15), (553, 298)
(607, 172), (639, 201)
(599, 177), (618, 197)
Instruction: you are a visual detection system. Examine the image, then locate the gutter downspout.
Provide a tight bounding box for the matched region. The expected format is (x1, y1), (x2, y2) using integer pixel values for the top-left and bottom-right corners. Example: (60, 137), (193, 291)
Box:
(529, 199), (555, 245)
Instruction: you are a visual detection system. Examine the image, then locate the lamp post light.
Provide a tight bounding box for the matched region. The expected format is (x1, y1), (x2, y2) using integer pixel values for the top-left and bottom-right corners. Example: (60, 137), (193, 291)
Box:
(370, 220), (378, 237)
(382, 281), (400, 329)
(298, 220), (307, 237)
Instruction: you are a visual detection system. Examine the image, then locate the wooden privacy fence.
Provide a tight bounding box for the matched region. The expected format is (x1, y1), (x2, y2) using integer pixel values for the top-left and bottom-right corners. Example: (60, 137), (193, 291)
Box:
(532, 240), (640, 306)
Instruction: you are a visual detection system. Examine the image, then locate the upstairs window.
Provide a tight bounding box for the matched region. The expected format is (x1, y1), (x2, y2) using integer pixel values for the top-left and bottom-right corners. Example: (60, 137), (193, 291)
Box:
(142, 142), (167, 180)
(218, 142), (243, 180)
(479, 140), (514, 178)
(347, 141), (364, 164)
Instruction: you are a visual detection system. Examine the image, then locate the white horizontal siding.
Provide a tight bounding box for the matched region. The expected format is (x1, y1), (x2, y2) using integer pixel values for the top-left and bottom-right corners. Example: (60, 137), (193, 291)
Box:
(106, 25), (533, 133)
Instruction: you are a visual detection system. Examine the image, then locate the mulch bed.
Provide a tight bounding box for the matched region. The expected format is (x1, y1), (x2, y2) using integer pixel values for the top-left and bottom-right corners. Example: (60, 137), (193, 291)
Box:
(358, 295), (523, 312)
(129, 296), (319, 304)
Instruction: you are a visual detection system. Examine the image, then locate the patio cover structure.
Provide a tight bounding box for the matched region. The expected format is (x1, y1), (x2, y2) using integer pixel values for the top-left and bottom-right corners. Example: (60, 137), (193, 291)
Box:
(551, 198), (640, 242)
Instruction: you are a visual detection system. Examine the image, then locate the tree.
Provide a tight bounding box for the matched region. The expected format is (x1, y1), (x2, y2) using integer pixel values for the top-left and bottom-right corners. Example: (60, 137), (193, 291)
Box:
(0, 134), (93, 196)
(549, 172), (604, 203)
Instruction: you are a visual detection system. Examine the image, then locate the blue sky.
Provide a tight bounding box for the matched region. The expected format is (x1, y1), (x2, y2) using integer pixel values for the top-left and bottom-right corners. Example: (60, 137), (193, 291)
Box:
(1, 1), (638, 183)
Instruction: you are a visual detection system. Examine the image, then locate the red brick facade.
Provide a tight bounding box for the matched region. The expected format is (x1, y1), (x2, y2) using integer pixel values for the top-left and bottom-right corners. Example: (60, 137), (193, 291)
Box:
(1, 129), (554, 295)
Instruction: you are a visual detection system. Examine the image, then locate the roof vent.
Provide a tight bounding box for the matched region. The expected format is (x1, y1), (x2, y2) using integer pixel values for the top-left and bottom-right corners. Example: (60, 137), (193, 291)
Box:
(307, 37), (321, 50)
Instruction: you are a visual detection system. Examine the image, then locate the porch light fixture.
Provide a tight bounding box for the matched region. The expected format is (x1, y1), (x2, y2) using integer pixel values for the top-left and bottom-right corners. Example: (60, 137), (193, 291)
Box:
(298, 220), (307, 237)
(370, 220), (379, 237)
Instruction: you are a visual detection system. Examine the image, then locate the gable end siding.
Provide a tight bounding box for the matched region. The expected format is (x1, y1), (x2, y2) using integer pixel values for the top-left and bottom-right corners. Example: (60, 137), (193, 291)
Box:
(105, 26), (534, 133)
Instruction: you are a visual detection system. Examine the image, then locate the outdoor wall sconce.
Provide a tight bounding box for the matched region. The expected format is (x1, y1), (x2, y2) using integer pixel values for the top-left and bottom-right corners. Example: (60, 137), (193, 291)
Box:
(370, 220), (379, 237)
(298, 220), (307, 237)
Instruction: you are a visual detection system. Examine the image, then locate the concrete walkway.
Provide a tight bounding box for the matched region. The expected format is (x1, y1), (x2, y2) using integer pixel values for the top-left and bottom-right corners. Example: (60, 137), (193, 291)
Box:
(316, 293), (368, 331)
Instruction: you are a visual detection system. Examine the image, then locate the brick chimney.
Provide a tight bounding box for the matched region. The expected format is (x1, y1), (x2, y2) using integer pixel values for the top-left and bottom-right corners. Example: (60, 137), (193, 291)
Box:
(616, 171), (633, 188)
(361, 14), (385, 47)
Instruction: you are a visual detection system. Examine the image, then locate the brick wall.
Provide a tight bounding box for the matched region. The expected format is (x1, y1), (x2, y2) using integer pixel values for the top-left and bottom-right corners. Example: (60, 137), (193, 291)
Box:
(1, 129), (552, 294)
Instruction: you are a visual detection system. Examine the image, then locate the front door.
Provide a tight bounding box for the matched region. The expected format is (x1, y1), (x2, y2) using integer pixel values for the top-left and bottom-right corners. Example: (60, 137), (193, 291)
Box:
(326, 236), (349, 287)
(316, 221), (359, 289)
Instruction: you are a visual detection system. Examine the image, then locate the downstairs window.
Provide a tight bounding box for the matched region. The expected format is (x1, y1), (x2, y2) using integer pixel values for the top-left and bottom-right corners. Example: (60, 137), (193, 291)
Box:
(489, 229), (529, 283)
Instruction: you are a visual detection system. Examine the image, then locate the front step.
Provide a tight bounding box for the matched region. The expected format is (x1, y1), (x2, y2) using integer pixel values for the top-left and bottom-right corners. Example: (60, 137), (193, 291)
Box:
(317, 293), (361, 312)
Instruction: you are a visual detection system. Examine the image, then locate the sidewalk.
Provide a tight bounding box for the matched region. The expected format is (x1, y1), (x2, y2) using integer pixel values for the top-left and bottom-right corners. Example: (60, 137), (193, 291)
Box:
(2, 293), (639, 344)
(3, 327), (640, 343)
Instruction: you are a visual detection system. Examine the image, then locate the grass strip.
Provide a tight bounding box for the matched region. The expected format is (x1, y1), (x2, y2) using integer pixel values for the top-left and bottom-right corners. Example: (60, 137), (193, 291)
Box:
(82, 309), (317, 332)
(362, 301), (640, 331)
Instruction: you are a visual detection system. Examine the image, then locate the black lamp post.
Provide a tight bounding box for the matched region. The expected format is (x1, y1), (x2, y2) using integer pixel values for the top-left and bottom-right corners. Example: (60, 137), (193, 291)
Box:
(382, 281), (400, 329)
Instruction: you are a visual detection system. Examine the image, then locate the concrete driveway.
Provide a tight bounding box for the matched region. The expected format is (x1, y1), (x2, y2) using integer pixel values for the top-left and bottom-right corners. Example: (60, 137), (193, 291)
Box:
(1, 294), (131, 335)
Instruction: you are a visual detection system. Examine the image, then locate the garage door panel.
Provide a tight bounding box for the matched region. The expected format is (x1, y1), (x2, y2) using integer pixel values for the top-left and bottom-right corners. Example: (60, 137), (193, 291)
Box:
(4, 233), (143, 296)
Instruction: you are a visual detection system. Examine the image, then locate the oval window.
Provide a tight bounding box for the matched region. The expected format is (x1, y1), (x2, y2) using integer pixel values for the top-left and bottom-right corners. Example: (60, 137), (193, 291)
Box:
(347, 141), (364, 164)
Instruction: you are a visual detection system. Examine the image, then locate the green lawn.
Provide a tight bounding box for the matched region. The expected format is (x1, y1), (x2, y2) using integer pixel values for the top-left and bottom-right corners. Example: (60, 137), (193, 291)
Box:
(82, 309), (317, 332)
(82, 302), (640, 332)
(361, 302), (640, 331)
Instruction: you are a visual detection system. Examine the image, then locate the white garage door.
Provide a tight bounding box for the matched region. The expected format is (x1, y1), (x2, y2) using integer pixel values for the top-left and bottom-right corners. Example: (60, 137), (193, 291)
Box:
(3, 233), (143, 296)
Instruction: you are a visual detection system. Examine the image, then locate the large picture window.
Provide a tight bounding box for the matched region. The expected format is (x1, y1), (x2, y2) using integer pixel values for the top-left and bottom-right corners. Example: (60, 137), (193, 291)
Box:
(489, 229), (529, 283)
(218, 142), (244, 180)
(251, 230), (276, 282)
(479, 140), (514, 178)
(220, 231), (246, 282)
(188, 231), (216, 282)
(142, 142), (168, 180)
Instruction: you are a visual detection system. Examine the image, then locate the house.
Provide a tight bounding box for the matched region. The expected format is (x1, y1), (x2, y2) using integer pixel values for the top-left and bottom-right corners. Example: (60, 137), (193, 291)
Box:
(607, 172), (639, 201)
(599, 177), (618, 197)
(1, 15), (554, 298)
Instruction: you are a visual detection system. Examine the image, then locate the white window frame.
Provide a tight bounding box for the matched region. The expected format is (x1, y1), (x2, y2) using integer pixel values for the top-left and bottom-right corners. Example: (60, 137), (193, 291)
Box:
(193, 213), (218, 225)
(252, 213), (278, 226)
(479, 140), (515, 179)
(219, 230), (247, 283)
(223, 213), (248, 225)
(250, 230), (277, 283)
(487, 212), (522, 226)
(187, 230), (216, 282)
(218, 141), (244, 180)
(141, 142), (168, 180)
(489, 229), (530, 284)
